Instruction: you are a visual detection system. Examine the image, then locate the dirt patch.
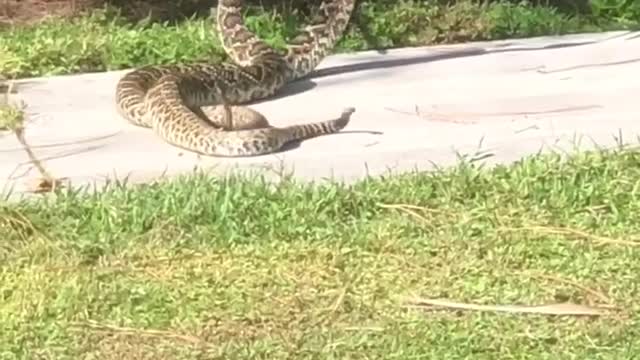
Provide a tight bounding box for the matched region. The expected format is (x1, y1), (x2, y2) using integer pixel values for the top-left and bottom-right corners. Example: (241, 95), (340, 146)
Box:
(0, 0), (212, 25)
(0, 0), (98, 26)
(0, 0), (324, 26)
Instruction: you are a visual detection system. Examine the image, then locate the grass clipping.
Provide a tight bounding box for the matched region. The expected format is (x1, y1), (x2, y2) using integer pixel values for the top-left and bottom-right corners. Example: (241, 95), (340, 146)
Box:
(0, 78), (65, 193)
(381, 203), (622, 318)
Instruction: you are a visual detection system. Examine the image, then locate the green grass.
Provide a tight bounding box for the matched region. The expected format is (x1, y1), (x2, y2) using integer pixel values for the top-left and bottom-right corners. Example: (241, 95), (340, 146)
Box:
(2, 146), (640, 359)
(2, 0), (639, 78)
(2, 1), (640, 357)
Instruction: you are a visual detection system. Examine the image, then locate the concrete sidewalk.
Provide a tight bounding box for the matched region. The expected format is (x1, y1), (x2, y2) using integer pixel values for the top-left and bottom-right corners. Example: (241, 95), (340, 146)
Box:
(2, 31), (639, 198)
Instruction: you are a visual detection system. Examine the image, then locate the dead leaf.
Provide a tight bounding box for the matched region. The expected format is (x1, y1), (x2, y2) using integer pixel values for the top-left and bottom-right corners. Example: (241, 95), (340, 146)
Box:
(26, 177), (68, 194)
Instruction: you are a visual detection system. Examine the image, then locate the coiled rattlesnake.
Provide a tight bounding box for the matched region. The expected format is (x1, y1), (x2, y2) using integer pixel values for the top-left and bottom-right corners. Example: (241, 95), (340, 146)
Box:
(115, 0), (356, 157)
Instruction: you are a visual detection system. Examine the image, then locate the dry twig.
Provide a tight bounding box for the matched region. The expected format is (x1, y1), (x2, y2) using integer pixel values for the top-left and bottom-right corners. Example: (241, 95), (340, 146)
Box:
(405, 297), (615, 317)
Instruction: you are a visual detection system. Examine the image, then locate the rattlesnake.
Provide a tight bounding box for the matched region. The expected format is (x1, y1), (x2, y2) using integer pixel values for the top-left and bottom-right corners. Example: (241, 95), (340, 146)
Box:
(115, 0), (356, 157)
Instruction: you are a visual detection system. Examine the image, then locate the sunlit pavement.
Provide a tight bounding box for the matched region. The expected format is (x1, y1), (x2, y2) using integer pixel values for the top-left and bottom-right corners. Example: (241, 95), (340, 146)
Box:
(2, 31), (639, 199)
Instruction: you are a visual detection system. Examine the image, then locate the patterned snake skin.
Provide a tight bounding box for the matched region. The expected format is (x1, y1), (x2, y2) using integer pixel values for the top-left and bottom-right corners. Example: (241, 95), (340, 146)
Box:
(115, 0), (356, 157)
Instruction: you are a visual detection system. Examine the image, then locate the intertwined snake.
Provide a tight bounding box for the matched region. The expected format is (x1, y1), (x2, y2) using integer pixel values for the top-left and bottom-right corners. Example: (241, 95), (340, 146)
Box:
(115, 0), (356, 157)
